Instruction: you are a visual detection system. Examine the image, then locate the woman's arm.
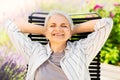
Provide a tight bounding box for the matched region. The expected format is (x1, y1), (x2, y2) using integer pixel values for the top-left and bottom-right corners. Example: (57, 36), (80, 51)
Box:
(14, 18), (45, 35)
(3, 17), (45, 62)
(73, 18), (113, 66)
(72, 19), (99, 34)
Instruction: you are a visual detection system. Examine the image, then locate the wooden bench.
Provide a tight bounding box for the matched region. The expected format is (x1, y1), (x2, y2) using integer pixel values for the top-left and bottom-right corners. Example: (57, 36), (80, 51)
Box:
(28, 12), (101, 80)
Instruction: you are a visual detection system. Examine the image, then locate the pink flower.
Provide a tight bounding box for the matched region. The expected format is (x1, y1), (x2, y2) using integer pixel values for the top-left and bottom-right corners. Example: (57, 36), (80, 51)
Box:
(93, 4), (103, 11)
(114, 3), (120, 6)
(109, 12), (115, 18)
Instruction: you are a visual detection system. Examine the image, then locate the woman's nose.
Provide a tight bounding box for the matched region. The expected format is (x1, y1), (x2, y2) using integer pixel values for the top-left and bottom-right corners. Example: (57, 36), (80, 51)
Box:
(56, 26), (62, 31)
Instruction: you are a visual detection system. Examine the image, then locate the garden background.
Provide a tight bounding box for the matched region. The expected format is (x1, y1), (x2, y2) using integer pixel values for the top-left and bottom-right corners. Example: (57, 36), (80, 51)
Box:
(0, 0), (120, 80)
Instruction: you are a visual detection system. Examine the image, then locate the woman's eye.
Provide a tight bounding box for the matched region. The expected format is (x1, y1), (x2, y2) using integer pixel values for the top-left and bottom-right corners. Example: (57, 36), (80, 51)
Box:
(62, 25), (67, 28)
(50, 25), (55, 27)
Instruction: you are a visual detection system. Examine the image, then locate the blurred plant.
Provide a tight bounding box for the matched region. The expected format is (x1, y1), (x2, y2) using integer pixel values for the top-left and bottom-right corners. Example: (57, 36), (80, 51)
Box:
(0, 30), (27, 79)
(0, 60), (26, 80)
(0, 46), (27, 80)
(39, 0), (91, 13)
(0, 30), (10, 47)
(101, 39), (120, 65)
(90, 3), (120, 66)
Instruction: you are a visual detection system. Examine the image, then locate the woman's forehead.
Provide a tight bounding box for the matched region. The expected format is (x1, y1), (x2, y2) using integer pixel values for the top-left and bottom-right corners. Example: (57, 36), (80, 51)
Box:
(47, 14), (70, 24)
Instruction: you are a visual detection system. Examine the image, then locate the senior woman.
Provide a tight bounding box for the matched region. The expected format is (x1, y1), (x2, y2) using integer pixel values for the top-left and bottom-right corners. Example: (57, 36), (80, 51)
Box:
(4, 10), (113, 80)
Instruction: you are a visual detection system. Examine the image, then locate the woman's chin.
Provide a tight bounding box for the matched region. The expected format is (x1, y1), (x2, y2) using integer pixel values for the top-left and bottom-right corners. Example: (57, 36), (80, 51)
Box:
(50, 39), (67, 43)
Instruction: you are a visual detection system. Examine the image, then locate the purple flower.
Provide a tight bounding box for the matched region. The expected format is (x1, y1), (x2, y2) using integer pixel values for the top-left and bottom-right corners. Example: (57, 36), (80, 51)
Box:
(0, 59), (26, 79)
(93, 4), (103, 11)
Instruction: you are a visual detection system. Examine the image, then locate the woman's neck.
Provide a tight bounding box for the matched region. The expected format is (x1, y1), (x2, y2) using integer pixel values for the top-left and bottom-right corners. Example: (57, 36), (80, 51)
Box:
(50, 42), (67, 54)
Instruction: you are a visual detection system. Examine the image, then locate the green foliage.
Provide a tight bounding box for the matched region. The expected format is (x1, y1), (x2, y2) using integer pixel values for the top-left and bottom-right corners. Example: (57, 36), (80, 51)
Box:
(100, 39), (120, 65)
(0, 30), (10, 47)
(111, 11), (120, 43)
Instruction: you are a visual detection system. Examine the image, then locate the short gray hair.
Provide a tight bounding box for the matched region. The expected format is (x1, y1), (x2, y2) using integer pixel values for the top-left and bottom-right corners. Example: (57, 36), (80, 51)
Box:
(44, 10), (74, 30)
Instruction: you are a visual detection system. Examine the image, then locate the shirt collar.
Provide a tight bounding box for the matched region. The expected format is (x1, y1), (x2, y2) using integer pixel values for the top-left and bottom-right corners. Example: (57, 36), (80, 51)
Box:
(65, 41), (71, 50)
(45, 41), (71, 56)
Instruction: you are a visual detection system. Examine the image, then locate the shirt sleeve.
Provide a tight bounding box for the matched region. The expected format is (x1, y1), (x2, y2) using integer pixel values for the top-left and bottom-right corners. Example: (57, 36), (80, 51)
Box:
(4, 20), (43, 62)
(75, 18), (113, 66)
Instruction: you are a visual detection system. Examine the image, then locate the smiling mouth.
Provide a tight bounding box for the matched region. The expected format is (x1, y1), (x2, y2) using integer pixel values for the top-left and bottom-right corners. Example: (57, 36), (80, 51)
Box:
(52, 33), (64, 37)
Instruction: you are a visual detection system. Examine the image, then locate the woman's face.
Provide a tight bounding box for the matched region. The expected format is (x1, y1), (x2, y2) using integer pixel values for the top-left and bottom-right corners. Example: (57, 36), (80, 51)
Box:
(45, 14), (72, 43)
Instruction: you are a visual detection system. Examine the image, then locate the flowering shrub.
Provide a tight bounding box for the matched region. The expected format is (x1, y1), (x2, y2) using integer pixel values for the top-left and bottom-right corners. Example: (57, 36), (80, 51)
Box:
(0, 31), (27, 80)
(0, 60), (26, 80)
(91, 3), (120, 66)
(0, 46), (27, 80)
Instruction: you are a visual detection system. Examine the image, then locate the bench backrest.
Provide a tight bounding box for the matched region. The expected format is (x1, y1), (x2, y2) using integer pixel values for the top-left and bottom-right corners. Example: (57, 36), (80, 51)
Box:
(28, 12), (101, 80)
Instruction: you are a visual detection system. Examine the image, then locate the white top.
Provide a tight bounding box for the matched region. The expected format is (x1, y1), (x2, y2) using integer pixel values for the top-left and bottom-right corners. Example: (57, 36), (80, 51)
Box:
(4, 18), (113, 80)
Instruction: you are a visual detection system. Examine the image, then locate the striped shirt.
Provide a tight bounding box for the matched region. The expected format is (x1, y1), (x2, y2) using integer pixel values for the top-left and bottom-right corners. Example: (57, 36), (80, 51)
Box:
(4, 18), (113, 80)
